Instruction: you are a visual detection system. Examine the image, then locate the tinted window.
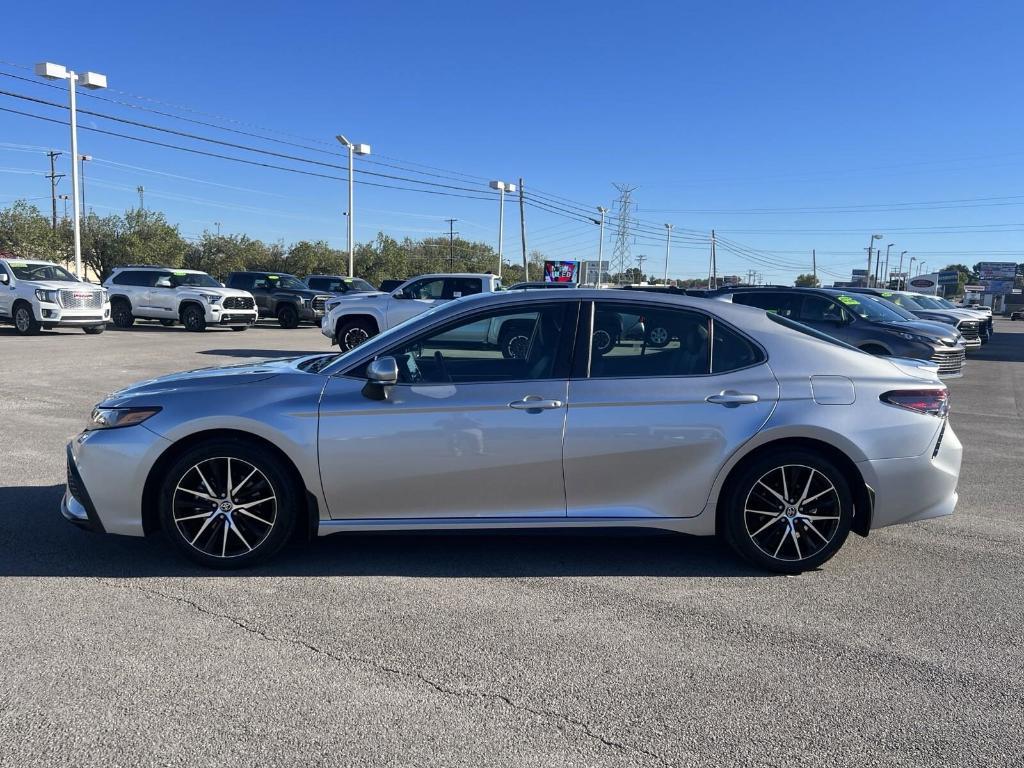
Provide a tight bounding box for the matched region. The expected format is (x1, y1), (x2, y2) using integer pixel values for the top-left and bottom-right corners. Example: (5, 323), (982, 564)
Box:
(403, 278), (446, 300)
(732, 292), (798, 318)
(711, 321), (765, 373)
(589, 302), (711, 378)
(798, 295), (848, 323)
(7, 262), (79, 282)
(385, 304), (568, 384)
(831, 293), (905, 321)
(446, 277), (482, 299)
(766, 312), (865, 353)
(113, 270), (159, 287)
(170, 272), (220, 288)
(228, 274), (254, 290)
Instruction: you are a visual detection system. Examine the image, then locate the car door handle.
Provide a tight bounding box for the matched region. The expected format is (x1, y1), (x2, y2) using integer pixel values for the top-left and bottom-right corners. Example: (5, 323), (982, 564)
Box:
(508, 397), (564, 411)
(706, 391), (760, 406)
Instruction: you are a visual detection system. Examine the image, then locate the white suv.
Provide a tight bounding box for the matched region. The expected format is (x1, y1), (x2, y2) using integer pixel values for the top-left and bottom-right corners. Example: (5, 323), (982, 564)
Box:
(322, 273), (503, 350)
(105, 267), (257, 332)
(0, 256), (110, 335)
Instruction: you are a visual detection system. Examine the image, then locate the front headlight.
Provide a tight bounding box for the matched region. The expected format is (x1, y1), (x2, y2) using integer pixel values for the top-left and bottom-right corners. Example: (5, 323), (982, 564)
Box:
(200, 293), (222, 304)
(101, 288), (109, 302)
(86, 406), (162, 431)
(888, 329), (931, 344)
(35, 289), (59, 303)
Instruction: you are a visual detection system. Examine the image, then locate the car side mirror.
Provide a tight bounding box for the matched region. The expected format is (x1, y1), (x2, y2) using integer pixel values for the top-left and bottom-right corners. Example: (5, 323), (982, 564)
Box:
(363, 356), (399, 400)
(393, 289), (411, 299)
(0, 273), (8, 285)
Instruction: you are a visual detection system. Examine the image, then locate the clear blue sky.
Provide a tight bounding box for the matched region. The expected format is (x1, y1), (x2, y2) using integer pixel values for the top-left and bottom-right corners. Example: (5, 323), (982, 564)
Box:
(2, 0), (1022, 283)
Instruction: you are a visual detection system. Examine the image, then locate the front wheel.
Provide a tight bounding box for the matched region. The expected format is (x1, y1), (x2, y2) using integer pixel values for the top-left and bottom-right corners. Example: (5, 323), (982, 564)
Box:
(12, 303), (40, 335)
(721, 450), (853, 574)
(158, 440), (299, 569)
(83, 325), (106, 335)
(231, 325), (249, 332)
(337, 318), (377, 351)
(181, 304), (207, 332)
(277, 304), (300, 329)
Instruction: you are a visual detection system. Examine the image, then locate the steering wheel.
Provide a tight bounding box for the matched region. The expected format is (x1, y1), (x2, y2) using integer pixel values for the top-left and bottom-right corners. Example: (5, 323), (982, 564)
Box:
(433, 350), (452, 383)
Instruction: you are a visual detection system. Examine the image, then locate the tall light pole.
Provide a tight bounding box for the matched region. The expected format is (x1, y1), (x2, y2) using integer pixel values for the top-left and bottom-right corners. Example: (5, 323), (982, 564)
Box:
(907, 256), (916, 286)
(662, 223), (674, 283)
(336, 135), (371, 277)
(882, 243), (894, 287)
(897, 251), (907, 289)
(79, 154), (92, 216)
(489, 180), (515, 278)
(919, 261), (927, 277)
(595, 206), (607, 286)
(865, 233), (883, 286)
(35, 62), (107, 279)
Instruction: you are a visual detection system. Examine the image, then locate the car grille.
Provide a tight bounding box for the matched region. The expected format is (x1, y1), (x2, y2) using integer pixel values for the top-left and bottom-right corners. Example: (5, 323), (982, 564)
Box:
(59, 289), (104, 309)
(958, 321), (980, 340)
(223, 296), (255, 310)
(930, 348), (965, 376)
(311, 295), (330, 312)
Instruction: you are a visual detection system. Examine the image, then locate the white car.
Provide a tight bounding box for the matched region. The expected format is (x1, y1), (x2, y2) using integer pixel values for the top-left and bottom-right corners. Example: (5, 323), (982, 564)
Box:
(322, 273), (504, 350)
(105, 267), (258, 332)
(0, 256), (110, 335)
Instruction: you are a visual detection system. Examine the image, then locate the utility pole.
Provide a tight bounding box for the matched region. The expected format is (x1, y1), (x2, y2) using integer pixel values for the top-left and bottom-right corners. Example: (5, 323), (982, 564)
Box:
(812, 249), (817, 285)
(518, 178), (528, 280)
(137, 185), (145, 211)
(445, 218), (458, 271)
(636, 254), (647, 283)
(865, 233), (882, 287)
(46, 151), (64, 230)
(662, 223), (673, 283)
(595, 206), (607, 286)
(214, 221), (222, 236)
(709, 230), (718, 290)
(897, 251), (907, 290)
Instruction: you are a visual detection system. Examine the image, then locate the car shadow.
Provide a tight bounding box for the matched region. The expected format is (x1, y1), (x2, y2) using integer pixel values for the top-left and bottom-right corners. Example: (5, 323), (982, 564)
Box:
(0, 485), (765, 578)
(969, 329), (1024, 363)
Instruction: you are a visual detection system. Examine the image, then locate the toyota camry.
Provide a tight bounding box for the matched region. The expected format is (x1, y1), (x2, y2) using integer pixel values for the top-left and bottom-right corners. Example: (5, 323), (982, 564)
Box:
(62, 289), (962, 573)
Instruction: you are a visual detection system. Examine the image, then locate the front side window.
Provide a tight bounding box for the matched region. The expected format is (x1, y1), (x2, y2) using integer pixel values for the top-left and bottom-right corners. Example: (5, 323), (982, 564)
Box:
(229, 274), (255, 290)
(383, 303), (570, 384)
(588, 302), (711, 378)
(798, 296), (849, 324)
(402, 278), (446, 300)
(732, 292), (798, 318)
(7, 262), (79, 282)
(170, 271), (220, 288)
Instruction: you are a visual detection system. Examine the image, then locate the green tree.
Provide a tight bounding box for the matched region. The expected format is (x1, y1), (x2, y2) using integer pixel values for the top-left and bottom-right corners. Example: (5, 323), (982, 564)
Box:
(0, 200), (64, 261)
(794, 273), (820, 287)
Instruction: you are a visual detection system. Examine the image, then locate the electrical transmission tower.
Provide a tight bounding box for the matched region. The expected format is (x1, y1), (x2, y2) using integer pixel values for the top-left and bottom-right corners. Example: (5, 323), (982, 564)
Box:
(610, 183), (637, 280)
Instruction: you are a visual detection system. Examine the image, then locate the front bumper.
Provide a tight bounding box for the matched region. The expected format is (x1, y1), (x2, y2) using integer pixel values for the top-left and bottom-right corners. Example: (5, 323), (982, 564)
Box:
(37, 301), (111, 326)
(858, 420), (962, 530)
(213, 310), (257, 326)
(63, 425), (171, 537)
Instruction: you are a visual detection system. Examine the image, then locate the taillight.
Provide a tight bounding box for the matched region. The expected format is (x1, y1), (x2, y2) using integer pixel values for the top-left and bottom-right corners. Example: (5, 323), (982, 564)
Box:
(880, 388), (949, 417)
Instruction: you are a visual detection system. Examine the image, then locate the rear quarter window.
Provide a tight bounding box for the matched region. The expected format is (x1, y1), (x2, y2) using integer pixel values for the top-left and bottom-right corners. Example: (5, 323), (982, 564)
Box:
(711, 321), (766, 373)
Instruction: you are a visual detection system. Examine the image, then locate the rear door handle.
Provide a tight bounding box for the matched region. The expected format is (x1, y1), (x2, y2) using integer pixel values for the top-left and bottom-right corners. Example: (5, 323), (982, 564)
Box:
(706, 391), (760, 406)
(509, 397), (564, 411)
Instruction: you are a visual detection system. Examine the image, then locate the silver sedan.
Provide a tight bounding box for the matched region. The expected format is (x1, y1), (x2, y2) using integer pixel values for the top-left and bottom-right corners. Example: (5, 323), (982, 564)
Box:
(62, 289), (962, 572)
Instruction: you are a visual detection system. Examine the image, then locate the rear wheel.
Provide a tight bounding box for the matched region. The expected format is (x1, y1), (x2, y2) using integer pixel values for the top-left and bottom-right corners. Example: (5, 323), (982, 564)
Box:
(499, 324), (532, 359)
(181, 304), (207, 332)
(111, 300), (135, 329)
(83, 325), (105, 334)
(12, 303), (40, 335)
(646, 325), (671, 347)
(158, 439), (299, 569)
(231, 325), (248, 332)
(277, 304), (300, 329)
(337, 318), (377, 351)
(722, 450), (853, 574)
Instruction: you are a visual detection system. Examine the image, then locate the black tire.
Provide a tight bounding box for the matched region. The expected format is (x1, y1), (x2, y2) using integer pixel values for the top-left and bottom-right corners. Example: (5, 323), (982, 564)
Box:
(337, 318), (377, 351)
(231, 325), (248, 332)
(158, 439), (299, 569)
(181, 304), (207, 332)
(83, 325), (105, 334)
(591, 323), (618, 356)
(721, 450), (853, 574)
(111, 299), (135, 329)
(160, 319), (177, 327)
(645, 326), (671, 348)
(12, 302), (40, 335)
(498, 323), (532, 359)
(277, 304), (300, 329)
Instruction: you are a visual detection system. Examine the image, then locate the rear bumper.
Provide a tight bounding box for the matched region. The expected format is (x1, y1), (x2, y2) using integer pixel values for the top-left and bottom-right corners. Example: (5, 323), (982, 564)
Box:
(858, 421), (962, 530)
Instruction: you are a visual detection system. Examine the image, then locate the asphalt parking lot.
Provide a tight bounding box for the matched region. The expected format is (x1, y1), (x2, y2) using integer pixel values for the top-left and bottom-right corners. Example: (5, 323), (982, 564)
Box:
(1, 319), (1022, 768)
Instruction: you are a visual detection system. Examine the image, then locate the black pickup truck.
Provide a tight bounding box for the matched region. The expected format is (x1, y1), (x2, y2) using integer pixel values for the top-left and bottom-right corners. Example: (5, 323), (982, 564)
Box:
(225, 271), (333, 328)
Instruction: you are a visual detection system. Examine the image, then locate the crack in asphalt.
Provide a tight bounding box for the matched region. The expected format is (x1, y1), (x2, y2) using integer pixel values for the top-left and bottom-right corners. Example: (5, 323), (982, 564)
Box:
(115, 581), (673, 767)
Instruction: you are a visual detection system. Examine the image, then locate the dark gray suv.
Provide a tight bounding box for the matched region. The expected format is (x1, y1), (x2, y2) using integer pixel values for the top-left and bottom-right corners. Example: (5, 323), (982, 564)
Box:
(714, 287), (967, 377)
(226, 271), (332, 328)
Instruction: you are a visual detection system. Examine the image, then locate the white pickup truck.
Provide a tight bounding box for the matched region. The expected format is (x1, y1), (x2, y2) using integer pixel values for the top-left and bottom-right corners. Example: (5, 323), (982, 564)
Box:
(322, 273), (504, 350)
(0, 256), (110, 335)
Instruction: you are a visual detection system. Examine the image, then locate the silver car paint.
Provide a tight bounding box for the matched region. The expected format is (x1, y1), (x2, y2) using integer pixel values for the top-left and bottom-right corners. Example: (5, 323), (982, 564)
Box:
(66, 289), (961, 541)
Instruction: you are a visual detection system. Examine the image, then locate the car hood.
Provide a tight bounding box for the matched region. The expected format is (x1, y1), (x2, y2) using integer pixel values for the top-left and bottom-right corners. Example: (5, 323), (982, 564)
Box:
(183, 286), (253, 299)
(272, 287), (330, 299)
(25, 280), (103, 292)
(878, 320), (953, 341)
(102, 357), (312, 404)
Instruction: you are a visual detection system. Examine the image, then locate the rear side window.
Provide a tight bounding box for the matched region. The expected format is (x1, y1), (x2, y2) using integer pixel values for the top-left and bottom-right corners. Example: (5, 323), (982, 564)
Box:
(711, 321), (766, 373)
(228, 274), (254, 290)
(732, 292), (798, 317)
(307, 277), (327, 290)
(587, 302), (711, 378)
(445, 277), (482, 299)
(112, 270), (151, 286)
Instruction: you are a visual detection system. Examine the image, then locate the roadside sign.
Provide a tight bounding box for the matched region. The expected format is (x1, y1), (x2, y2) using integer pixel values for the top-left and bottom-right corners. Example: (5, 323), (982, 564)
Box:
(938, 270), (960, 285)
(543, 260), (579, 283)
(983, 279), (1015, 295)
(977, 262), (1017, 280)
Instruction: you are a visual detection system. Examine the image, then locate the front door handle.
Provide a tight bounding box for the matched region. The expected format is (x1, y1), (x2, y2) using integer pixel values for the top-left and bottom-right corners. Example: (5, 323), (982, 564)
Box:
(706, 391), (760, 407)
(508, 396), (564, 412)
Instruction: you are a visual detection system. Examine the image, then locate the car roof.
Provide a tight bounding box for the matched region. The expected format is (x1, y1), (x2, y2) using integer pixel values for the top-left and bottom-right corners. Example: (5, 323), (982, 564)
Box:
(112, 265), (205, 273)
(0, 257), (56, 265)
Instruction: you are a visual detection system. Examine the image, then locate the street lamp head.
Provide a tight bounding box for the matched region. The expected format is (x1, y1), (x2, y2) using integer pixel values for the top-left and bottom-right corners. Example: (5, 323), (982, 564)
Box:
(80, 154), (92, 162)
(335, 135), (351, 147)
(665, 223), (674, 230)
(354, 143), (371, 156)
(872, 233), (883, 240)
(597, 206), (607, 214)
(35, 62), (68, 80)
(79, 72), (107, 90)
(489, 180), (506, 191)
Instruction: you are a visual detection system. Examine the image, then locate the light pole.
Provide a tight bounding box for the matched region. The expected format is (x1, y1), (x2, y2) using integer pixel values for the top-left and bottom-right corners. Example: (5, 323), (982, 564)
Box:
(79, 154), (92, 216)
(882, 243), (894, 288)
(335, 135), (371, 277)
(919, 261), (927, 276)
(662, 224), (674, 283)
(35, 62), (107, 279)
(865, 233), (883, 286)
(595, 206), (607, 286)
(489, 180), (516, 278)
(58, 194), (70, 222)
(897, 251), (907, 289)
(907, 256), (916, 285)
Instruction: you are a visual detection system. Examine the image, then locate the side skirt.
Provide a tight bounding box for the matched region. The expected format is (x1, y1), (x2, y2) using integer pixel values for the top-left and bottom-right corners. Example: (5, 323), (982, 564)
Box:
(318, 515), (716, 536)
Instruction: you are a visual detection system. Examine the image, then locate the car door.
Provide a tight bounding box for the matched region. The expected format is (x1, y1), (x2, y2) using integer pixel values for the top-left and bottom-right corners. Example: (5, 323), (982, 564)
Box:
(563, 301), (779, 519)
(150, 272), (179, 316)
(386, 276), (446, 326)
(0, 262), (14, 318)
(318, 300), (578, 520)
(245, 276), (274, 316)
(137, 271), (172, 315)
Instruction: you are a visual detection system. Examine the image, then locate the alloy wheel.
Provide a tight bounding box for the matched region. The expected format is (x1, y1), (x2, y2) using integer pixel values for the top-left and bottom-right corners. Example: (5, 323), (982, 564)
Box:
(743, 464), (841, 563)
(648, 327), (670, 346)
(343, 327), (369, 349)
(14, 307), (31, 333)
(505, 333), (531, 359)
(171, 457), (278, 559)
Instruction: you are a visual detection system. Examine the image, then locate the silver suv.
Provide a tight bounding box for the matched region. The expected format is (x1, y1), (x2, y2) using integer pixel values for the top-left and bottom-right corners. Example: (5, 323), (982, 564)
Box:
(105, 267), (257, 332)
(0, 256), (109, 335)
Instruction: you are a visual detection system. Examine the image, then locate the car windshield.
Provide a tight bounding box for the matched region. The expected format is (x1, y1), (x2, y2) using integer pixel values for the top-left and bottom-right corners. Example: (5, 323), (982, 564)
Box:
(862, 294), (918, 320)
(170, 272), (221, 288)
(934, 297), (959, 309)
(830, 293), (905, 322)
(321, 277), (376, 293)
(910, 294), (945, 309)
(879, 292), (926, 310)
(266, 274), (307, 290)
(6, 261), (80, 282)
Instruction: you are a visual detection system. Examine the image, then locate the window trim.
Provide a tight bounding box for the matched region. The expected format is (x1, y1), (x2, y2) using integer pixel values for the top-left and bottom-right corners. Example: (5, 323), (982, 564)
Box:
(342, 299), (581, 385)
(575, 299), (767, 381)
